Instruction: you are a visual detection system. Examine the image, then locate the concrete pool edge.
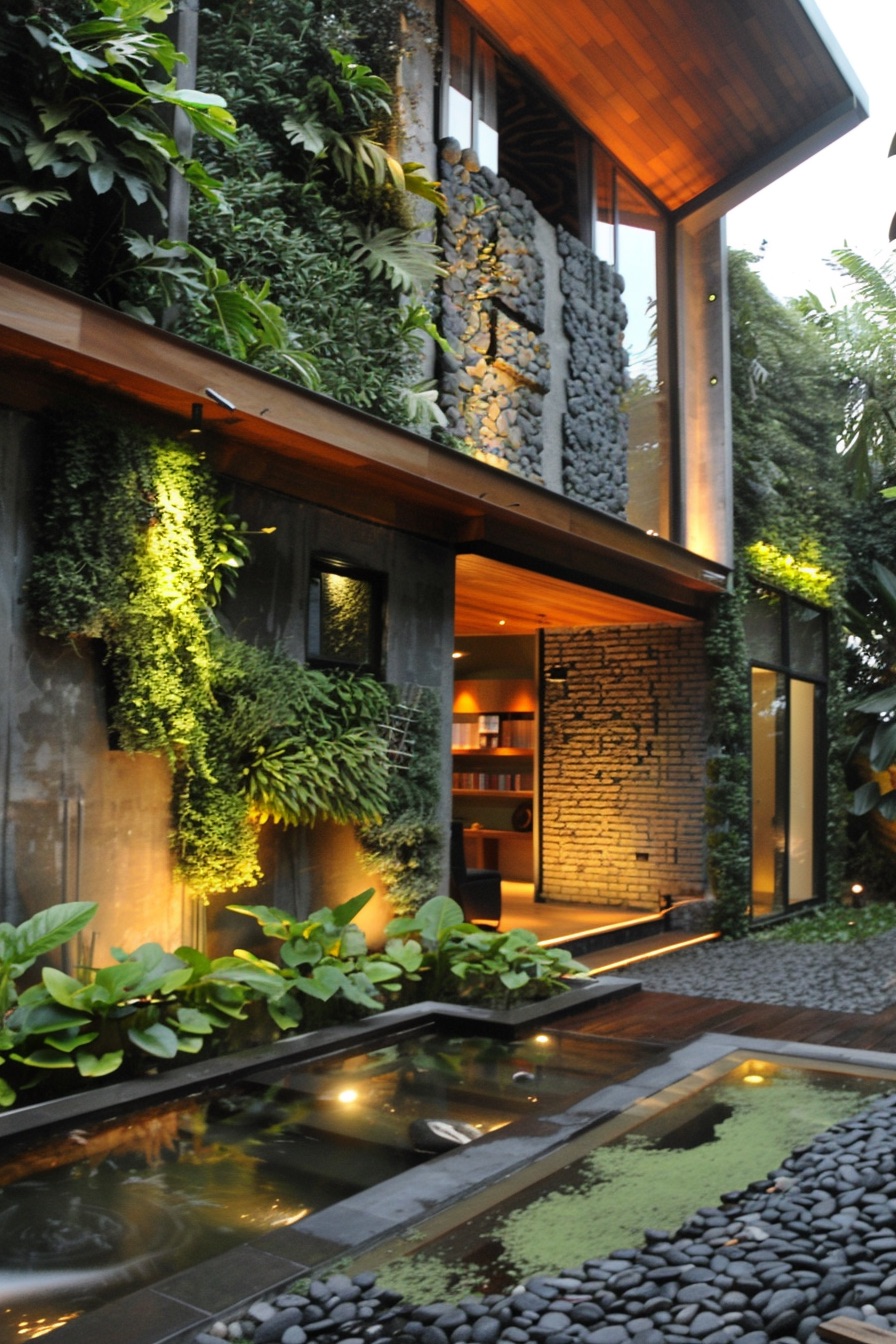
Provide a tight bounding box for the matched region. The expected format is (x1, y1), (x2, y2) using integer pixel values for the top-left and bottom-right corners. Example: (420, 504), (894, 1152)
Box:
(39, 1029), (896, 1344)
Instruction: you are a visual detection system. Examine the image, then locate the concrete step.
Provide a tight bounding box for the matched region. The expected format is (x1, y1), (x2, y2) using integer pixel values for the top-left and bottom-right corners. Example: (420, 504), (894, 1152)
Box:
(575, 928), (718, 974)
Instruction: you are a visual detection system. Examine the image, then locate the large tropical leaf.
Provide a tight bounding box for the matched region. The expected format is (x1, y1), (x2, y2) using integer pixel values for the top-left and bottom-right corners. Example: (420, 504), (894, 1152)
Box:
(346, 225), (445, 294)
(14, 902), (97, 965)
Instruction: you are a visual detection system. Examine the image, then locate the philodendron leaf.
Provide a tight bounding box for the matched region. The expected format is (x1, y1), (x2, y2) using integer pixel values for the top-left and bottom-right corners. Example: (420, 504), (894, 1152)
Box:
(173, 1007), (214, 1035)
(14, 902), (97, 965)
(0, 1077), (15, 1108)
(499, 970), (531, 991)
(127, 1022), (179, 1058)
(11, 1048), (76, 1069)
(330, 890), (375, 927)
(76, 1050), (124, 1078)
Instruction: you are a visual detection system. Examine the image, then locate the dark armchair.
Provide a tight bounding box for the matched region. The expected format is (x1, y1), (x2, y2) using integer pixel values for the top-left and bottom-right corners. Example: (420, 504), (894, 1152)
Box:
(449, 821), (502, 927)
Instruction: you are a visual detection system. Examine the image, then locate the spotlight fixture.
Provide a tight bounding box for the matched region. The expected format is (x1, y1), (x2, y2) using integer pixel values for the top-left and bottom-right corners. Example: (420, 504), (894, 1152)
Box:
(204, 386), (235, 411)
(189, 402), (203, 434)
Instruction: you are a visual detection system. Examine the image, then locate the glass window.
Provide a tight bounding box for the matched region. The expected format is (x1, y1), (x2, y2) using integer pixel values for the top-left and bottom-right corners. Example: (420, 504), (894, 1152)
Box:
(308, 563), (383, 673)
(788, 678), (817, 905)
(446, 5), (473, 149)
(788, 602), (825, 677)
(743, 590), (783, 665)
(475, 36), (498, 171)
(593, 145), (615, 261)
(616, 172), (670, 536)
(751, 668), (786, 920)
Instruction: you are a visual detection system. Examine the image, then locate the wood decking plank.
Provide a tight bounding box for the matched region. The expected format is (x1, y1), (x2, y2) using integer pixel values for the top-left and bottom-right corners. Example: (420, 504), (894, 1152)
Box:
(561, 988), (896, 1053)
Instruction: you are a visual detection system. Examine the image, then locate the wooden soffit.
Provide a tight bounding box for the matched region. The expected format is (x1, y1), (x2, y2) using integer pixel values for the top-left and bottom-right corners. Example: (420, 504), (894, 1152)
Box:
(455, 554), (695, 635)
(0, 265), (727, 622)
(463, 0), (867, 217)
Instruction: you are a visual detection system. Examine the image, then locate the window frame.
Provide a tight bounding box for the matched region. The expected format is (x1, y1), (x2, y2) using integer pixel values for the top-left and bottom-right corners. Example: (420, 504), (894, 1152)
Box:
(306, 558), (386, 678)
(745, 583), (829, 922)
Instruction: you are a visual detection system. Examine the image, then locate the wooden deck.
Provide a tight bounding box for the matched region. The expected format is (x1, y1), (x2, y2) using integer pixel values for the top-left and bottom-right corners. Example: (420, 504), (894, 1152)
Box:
(558, 986), (896, 1054)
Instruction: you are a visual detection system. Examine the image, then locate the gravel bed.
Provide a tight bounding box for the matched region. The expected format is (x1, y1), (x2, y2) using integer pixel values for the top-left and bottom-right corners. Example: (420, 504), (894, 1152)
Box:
(192, 933), (896, 1344)
(196, 1090), (896, 1344)
(630, 929), (896, 1015)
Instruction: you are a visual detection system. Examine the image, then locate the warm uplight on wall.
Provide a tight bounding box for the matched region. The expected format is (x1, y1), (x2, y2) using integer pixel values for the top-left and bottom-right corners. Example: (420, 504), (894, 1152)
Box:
(742, 1072), (767, 1086)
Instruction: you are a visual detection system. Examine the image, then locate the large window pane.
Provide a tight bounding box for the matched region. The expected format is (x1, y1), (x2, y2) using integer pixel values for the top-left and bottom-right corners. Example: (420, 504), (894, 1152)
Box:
(446, 6), (472, 147)
(475, 36), (498, 170)
(751, 668), (786, 919)
(788, 678), (816, 904)
(743, 590), (782, 665)
(616, 172), (670, 537)
(789, 603), (825, 677)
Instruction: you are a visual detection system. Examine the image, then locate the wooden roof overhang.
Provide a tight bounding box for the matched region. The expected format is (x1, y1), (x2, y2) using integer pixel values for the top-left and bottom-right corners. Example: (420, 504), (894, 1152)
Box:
(0, 266), (726, 632)
(462, 0), (867, 219)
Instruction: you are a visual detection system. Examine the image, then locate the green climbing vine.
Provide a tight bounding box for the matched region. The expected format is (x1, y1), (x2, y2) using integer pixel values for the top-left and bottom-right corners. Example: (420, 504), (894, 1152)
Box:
(28, 410), (392, 900)
(704, 576), (751, 939)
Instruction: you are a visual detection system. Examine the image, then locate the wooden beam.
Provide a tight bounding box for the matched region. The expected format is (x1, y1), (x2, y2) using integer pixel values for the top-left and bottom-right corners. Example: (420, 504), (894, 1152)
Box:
(0, 267), (727, 623)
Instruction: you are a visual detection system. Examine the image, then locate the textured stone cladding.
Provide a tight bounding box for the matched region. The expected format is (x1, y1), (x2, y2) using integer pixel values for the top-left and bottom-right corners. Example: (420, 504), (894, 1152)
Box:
(439, 140), (549, 480)
(541, 624), (708, 908)
(556, 226), (629, 518)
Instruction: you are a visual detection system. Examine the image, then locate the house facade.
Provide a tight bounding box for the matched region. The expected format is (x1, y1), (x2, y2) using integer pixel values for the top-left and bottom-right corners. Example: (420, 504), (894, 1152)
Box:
(0, 0), (867, 949)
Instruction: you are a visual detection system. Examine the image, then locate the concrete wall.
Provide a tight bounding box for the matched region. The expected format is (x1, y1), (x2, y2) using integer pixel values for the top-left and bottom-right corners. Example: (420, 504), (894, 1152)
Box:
(0, 413), (455, 958)
(540, 623), (709, 909)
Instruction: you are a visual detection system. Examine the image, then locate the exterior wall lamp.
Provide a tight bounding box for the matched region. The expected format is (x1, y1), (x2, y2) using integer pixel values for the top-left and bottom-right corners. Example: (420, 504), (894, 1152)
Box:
(545, 664), (569, 695)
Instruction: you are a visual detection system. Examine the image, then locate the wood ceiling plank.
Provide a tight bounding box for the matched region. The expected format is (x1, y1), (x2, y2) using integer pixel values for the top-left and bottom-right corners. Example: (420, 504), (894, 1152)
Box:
(461, 0), (858, 213)
(454, 554), (695, 635)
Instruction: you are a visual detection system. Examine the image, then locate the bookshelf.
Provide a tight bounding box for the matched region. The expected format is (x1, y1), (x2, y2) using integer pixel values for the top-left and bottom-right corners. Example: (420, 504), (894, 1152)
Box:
(452, 678), (536, 880)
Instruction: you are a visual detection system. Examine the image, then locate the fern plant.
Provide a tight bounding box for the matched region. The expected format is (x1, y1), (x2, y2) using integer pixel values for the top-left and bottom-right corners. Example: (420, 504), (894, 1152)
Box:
(29, 410), (393, 900)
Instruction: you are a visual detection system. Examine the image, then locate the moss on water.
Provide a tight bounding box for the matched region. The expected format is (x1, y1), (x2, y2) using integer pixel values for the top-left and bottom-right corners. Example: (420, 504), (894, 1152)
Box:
(373, 1066), (893, 1301)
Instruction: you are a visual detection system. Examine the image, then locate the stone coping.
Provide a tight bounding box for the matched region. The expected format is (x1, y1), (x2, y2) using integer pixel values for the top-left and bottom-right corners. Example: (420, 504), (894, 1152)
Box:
(40, 1030), (896, 1344)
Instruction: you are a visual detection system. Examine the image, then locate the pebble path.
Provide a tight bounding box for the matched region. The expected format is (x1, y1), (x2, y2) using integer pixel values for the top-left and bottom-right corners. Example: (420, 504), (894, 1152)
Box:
(192, 934), (896, 1344)
(631, 928), (896, 1015)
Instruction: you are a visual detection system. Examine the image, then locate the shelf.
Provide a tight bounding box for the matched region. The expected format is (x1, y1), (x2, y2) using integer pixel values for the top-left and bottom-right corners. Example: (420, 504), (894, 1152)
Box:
(453, 789), (533, 800)
(452, 747), (533, 757)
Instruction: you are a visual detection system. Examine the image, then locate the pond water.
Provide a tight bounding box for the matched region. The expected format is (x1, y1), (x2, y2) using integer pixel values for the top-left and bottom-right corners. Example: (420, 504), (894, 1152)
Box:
(354, 1053), (896, 1301)
(0, 1029), (660, 1343)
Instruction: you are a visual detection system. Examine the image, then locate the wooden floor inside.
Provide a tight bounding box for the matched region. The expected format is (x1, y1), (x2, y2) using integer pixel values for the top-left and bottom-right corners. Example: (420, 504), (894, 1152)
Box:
(558, 986), (896, 1054)
(499, 882), (658, 940)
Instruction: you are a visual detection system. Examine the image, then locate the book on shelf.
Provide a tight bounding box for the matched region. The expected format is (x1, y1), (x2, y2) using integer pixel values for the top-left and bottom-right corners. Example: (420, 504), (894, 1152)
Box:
(451, 771), (533, 791)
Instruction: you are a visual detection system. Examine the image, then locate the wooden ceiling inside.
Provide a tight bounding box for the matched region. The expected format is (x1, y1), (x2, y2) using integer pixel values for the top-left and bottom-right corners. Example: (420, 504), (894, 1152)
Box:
(462, 0), (864, 213)
(454, 554), (694, 635)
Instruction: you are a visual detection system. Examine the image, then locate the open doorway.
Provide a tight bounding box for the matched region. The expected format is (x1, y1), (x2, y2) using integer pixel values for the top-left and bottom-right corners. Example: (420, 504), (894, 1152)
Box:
(451, 633), (537, 901)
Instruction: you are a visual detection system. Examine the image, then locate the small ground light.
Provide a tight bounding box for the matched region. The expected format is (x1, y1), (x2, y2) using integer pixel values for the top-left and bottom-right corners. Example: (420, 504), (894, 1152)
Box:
(851, 883), (864, 895)
(533, 1034), (551, 1045)
(742, 1072), (767, 1085)
(337, 1088), (358, 1104)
